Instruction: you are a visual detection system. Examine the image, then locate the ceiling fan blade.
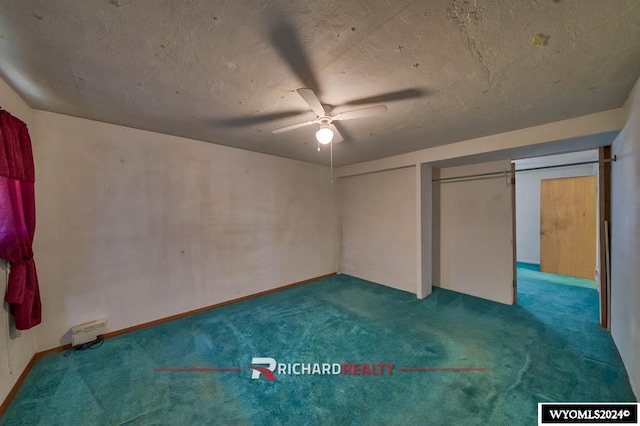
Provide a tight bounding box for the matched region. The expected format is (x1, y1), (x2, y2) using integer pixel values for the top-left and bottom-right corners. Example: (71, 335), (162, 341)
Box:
(343, 88), (426, 106)
(269, 21), (322, 95)
(213, 110), (307, 127)
(333, 105), (388, 121)
(296, 88), (325, 116)
(329, 124), (344, 143)
(272, 120), (315, 134)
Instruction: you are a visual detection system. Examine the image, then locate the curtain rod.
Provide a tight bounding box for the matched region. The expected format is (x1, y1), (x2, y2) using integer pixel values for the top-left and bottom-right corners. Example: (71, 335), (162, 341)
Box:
(432, 157), (616, 182)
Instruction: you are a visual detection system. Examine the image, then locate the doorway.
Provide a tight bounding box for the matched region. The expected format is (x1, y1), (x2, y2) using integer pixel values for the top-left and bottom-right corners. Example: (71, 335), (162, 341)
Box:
(513, 150), (601, 322)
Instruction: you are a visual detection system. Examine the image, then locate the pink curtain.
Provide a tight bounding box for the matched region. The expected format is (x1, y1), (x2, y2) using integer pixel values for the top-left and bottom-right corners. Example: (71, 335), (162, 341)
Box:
(0, 108), (41, 330)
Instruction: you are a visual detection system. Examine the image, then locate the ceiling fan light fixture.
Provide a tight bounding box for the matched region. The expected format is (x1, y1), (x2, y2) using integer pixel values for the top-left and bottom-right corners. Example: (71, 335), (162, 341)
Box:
(316, 126), (334, 145)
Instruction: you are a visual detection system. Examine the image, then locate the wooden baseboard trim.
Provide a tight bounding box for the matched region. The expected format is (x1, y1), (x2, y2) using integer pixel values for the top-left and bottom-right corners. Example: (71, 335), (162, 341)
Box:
(36, 344), (73, 358)
(0, 354), (36, 418)
(0, 272), (336, 419)
(0, 342), (73, 418)
(101, 272), (336, 340)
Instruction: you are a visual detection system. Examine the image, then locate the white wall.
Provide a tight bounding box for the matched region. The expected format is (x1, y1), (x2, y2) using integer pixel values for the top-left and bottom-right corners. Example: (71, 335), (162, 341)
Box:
(514, 151), (598, 265)
(336, 109), (624, 178)
(418, 164), (433, 299)
(611, 77), (640, 398)
(31, 110), (337, 351)
(0, 78), (37, 403)
(340, 167), (417, 294)
(433, 160), (514, 304)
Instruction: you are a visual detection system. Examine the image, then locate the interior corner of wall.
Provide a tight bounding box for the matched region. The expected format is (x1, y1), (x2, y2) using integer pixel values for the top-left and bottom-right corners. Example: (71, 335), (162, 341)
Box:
(622, 77), (640, 122)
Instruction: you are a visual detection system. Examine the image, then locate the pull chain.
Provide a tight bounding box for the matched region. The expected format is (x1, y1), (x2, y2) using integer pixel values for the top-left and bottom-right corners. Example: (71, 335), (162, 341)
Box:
(330, 140), (334, 183)
(316, 140), (334, 183)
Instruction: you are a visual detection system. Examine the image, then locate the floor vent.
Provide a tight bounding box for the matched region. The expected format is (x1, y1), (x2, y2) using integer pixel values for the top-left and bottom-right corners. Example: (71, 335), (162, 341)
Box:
(71, 319), (108, 347)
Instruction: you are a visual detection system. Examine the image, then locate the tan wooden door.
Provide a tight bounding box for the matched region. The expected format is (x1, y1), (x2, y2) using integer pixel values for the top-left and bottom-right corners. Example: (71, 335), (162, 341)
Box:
(540, 176), (597, 279)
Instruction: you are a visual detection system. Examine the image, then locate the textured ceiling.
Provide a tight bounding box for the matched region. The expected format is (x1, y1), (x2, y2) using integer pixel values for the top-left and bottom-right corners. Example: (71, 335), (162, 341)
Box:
(0, 0), (638, 166)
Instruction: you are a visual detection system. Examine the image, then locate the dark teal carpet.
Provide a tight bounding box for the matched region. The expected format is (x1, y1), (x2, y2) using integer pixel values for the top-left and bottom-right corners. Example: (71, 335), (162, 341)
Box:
(516, 262), (541, 272)
(516, 262), (597, 289)
(1, 270), (635, 425)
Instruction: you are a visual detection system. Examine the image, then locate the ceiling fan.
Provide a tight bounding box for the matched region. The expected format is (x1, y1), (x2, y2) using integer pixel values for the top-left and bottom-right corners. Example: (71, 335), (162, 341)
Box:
(212, 18), (426, 168)
(272, 88), (388, 146)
